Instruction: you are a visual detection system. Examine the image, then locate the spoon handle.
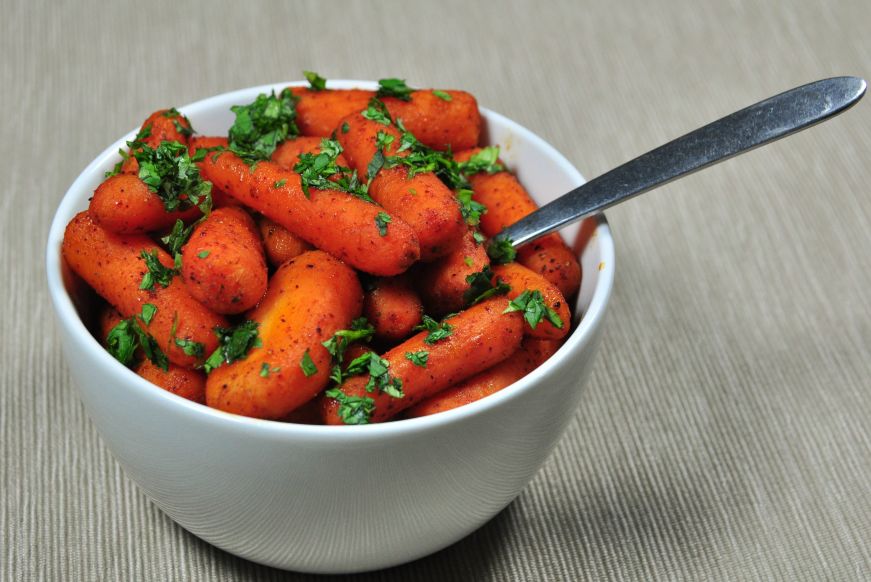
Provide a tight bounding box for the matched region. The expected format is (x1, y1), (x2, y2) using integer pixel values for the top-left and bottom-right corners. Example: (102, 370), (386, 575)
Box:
(498, 76), (866, 247)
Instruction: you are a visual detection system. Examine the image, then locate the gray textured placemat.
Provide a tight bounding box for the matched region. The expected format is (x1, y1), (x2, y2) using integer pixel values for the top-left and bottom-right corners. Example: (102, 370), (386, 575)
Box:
(3, 1), (870, 580)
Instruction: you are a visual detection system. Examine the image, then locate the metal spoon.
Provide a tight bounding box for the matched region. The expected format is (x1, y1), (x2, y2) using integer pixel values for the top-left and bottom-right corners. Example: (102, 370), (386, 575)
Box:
(497, 76), (866, 247)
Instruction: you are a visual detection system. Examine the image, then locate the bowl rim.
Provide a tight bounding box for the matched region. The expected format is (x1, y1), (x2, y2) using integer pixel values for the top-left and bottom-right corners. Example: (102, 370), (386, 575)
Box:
(45, 80), (615, 440)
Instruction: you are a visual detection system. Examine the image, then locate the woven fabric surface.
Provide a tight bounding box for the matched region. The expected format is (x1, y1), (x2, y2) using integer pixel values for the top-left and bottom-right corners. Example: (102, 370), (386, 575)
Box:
(3, 1), (870, 580)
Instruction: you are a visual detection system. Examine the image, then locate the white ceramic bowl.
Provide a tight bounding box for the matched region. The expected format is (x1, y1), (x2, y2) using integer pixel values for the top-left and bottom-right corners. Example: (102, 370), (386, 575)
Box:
(46, 81), (615, 574)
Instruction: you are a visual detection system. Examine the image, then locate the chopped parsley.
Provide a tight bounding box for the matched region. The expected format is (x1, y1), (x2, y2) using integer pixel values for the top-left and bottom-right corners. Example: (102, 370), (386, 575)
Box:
(174, 337), (204, 358)
(432, 90), (452, 101)
(106, 319), (139, 367)
(362, 98), (392, 125)
(105, 124), (150, 178)
(405, 350), (429, 367)
(414, 315), (453, 345)
(294, 138), (370, 200)
(376, 78), (414, 101)
(300, 350), (318, 377)
(375, 212), (391, 236)
(367, 148), (386, 183)
(472, 231), (486, 245)
(344, 352), (403, 398)
(106, 304), (170, 371)
(341, 122), (350, 134)
(140, 303), (157, 325)
(139, 249), (177, 290)
(228, 89), (299, 164)
(325, 388), (375, 425)
(463, 266), (511, 306)
(197, 250), (210, 259)
(203, 320), (262, 373)
(503, 290), (564, 330)
(456, 188), (487, 226)
(463, 256), (475, 267)
(458, 146), (504, 175)
(133, 140), (213, 213)
(274, 178), (287, 188)
(303, 70), (327, 91)
(160, 219), (195, 258)
(375, 130), (395, 150)
(321, 317), (376, 384)
(487, 237), (517, 264)
(259, 363), (281, 377)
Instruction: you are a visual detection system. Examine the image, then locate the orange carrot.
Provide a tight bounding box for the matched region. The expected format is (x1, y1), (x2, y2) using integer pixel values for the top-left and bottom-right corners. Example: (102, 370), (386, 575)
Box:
(256, 214), (312, 268)
(337, 112), (466, 260)
(62, 211), (227, 367)
(206, 250), (363, 419)
(491, 263), (571, 340)
(121, 109), (193, 174)
(416, 227), (490, 316)
(455, 148), (582, 298)
(181, 207), (267, 314)
(290, 87), (481, 151)
(135, 359), (206, 404)
(404, 338), (561, 417)
(290, 87), (371, 138)
(89, 174), (202, 234)
(271, 136), (350, 169)
(362, 275), (423, 343)
(194, 147), (420, 276)
(382, 90), (480, 152)
(321, 297), (523, 424)
(98, 304), (126, 346)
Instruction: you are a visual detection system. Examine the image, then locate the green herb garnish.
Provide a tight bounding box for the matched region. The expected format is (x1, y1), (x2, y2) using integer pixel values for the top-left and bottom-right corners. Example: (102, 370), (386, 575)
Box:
(197, 250), (210, 259)
(300, 350), (318, 377)
(458, 146), (504, 175)
(325, 388), (375, 425)
(362, 98), (392, 125)
(376, 78), (414, 101)
(456, 188), (487, 226)
(463, 266), (511, 306)
(503, 290), (564, 330)
(414, 315), (454, 345)
(341, 121), (350, 134)
(133, 140), (213, 213)
(174, 337), (204, 358)
(139, 249), (177, 290)
(228, 89), (299, 164)
(203, 320), (262, 373)
(375, 212), (391, 236)
(486, 238), (517, 264)
(303, 70), (327, 91)
(432, 90), (452, 101)
(405, 351), (429, 367)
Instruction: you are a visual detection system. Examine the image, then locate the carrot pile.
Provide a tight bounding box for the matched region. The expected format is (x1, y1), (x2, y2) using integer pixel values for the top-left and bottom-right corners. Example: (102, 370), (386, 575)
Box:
(62, 73), (582, 424)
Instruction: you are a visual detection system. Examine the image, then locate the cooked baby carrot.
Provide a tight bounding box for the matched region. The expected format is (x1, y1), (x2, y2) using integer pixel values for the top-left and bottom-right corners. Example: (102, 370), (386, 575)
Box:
(290, 87), (371, 138)
(337, 112), (466, 261)
(121, 108), (193, 174)
(455, 148), (582, 299)
(256, 214), (312, 268)
(290, 87), (481, 151)
(89, 174), (202, 234)
(321, 297), (524, 424)
(62, 211), (227, 368)
(491, 263), (571, 340)
(382, 90), (481, 152)
(135, 359), (206, 404)
(362, 275), (423, 343)
(194, 147), (420, 276)
(181, 206), (267, 314)
(416, 227), (490, 316)
(206, 250), (363, 419)
(404, 337), (561, 417)
(271, 136), (350, 169)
